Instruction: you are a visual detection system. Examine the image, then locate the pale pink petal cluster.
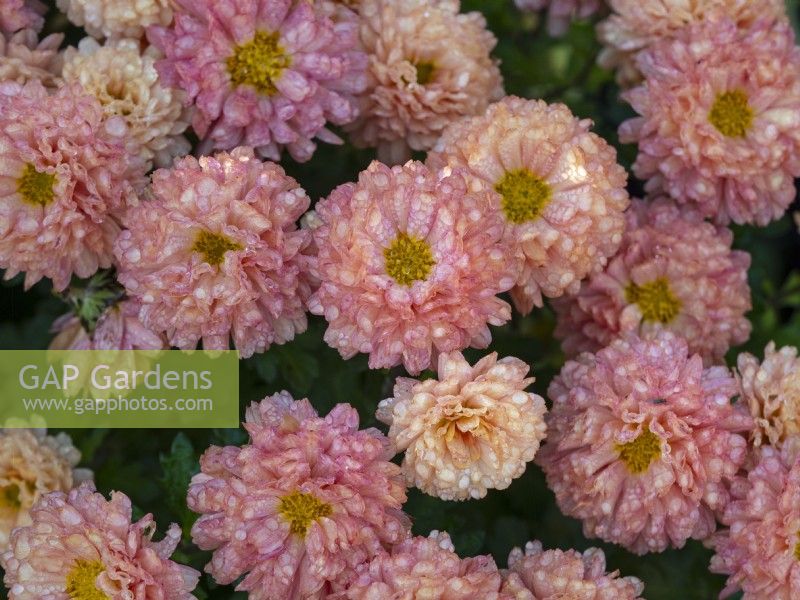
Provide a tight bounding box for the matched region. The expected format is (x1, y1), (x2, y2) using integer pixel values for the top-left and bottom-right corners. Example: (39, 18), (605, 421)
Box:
(536, 331), (753, 554)
(62, 38), (190, 170)
(598, 0), (787, 86)
(0, 30), (63, 86)
(500, 540), (645, 599)
(1, 482), (199, 599)
(148, 0), (367, 162)
(553, 198), (751, 364)
(340, 531), (510, 599)
(377, 351), (547, 500)
(345, 0), (503, 164)
(619, 18), (800, 226)
(55, 0), (172, 39)
(428, 96), (629, 314)
(0, 0), (45, 35)
(514, 0), (604, 36)
(115, 147), (314, 358)
(308, 160), (518, 375)
(188, 392), (410, 599)
(0, 429), (90, 550)
(709, 443), (800, 599)
(0, 80), (146, 291)
(736, 343), (800, 452)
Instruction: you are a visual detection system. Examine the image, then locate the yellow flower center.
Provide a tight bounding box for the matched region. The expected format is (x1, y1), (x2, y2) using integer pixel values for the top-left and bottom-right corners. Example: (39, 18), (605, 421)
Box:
(191, 230), (243, 267)
(414, 61), (436, 85)
(17, 163), (56, 207)
(278, 491), (332, 537)
(616, 429), (662, 474)
(384, 232), (435, 286)
(794, 533), (800, 561)
(65, 560), (109, 600)
(709, 90), (753, 138)
(0, 484), (21, 508)
(625, 278), (682, 324)
(226, 31), (291, 96)
(495, 169), (552, 224)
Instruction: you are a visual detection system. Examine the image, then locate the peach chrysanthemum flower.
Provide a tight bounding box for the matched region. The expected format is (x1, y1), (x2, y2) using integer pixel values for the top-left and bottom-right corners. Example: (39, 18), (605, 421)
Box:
(114, 147), (314, 358)
(0, 0), (45, 35)
(377, 351), (547, 500)
(552, 198), (751, 364)
(0, 80), (146, 291)
(188, 392), (410, 599)
(0, 429), (91, 551)
(619, 17), (800, 226)
(514, 0), (604, 36)
(709, 443), (800, 599)
(345, 0), (503, 164)
(736, 343), (800, 452)
(428, 96), (629, 314)
(308, 160), (518, 375)
(62, 38), (190, 170)
(340, 531), (511, 599)
(55, 0), (172, 39)
(536, 331), (753, 554)
(500, 540), (645, 599)
(0, 30), (63, 86)
(598, 0), (787, 87)
(1, 482), (199, 599)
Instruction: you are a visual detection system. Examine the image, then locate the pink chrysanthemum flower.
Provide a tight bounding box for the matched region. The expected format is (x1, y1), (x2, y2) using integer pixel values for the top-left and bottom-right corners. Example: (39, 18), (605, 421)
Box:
(0, 0), (45, 35)
(619, 17), (800, 226)
(340, 531), (510, 599)
(736, 343), (800, 452)
(0, 429), (91, 551)
(0, 30), (63, 86)
(552, 198), (751, 364)
(428, 96), (629, 314)
(114, 147), (313, 358)
(536, 332), (753, 554)
(1, 482), (199, 599)
(147, 0), (367, 162)
(709, 443), (800, 599)
(308, 160), (518, 375)
(0, 80), (146, 291)
(514, 0), (604, 36)
(598, 0), (787, 87)
(56, 0), (172, 39)
(377, 351), (547, 501)
(344, 0), (503, 164)
(188, 392), (410, 599)
(500, 540), (645, 599)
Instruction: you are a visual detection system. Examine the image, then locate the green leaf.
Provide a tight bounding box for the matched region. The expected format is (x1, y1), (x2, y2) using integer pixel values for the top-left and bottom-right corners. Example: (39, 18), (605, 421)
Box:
(159, 433), (199, 534)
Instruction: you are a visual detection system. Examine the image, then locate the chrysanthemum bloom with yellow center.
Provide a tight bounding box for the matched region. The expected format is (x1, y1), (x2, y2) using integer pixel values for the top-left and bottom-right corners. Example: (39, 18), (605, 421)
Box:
(55, 0), (172, 39)
(188, 392), (410, 599)
(513, 0), (604, 36)
(0, 429), (91, 551)
(1, 482), (199, 599)
(709, 443), (800, 598)
(0, 80), (147, 291)
(620, 17), (800, 226)
(736, 343), (800, 452)
(598, 0), (787, 87)
(62, 38), (190, 170)
(377, 351), (547, 501)
(0, 29), (63, 86)
(345, 0), (504, 164)
(536, 332), (753, 554)
(428, 96), (629, 314)
(114, 147), (314, 358)
(499, 540), (646, 599)
(308, 160), (519, 375)
(0, 0), (45, 35)
(147, 0), (367, 162)
(553, 198), (751, 364)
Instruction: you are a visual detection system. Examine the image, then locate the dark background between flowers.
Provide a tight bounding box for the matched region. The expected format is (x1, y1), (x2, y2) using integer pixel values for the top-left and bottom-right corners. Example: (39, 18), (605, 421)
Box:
(2, 1), (800, 598)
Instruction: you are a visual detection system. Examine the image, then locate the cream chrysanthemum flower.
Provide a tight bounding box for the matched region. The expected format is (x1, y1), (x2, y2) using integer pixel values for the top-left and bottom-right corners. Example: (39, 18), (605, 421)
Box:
(55, 0), (173, 39)
(377, 351), (547, 501)
(346, 0), (504, 164)
(0, 30), (63, 86)
(62, 38), (190, 170)
(0, 429), (91, 550)
(737, 343), (800, 452)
